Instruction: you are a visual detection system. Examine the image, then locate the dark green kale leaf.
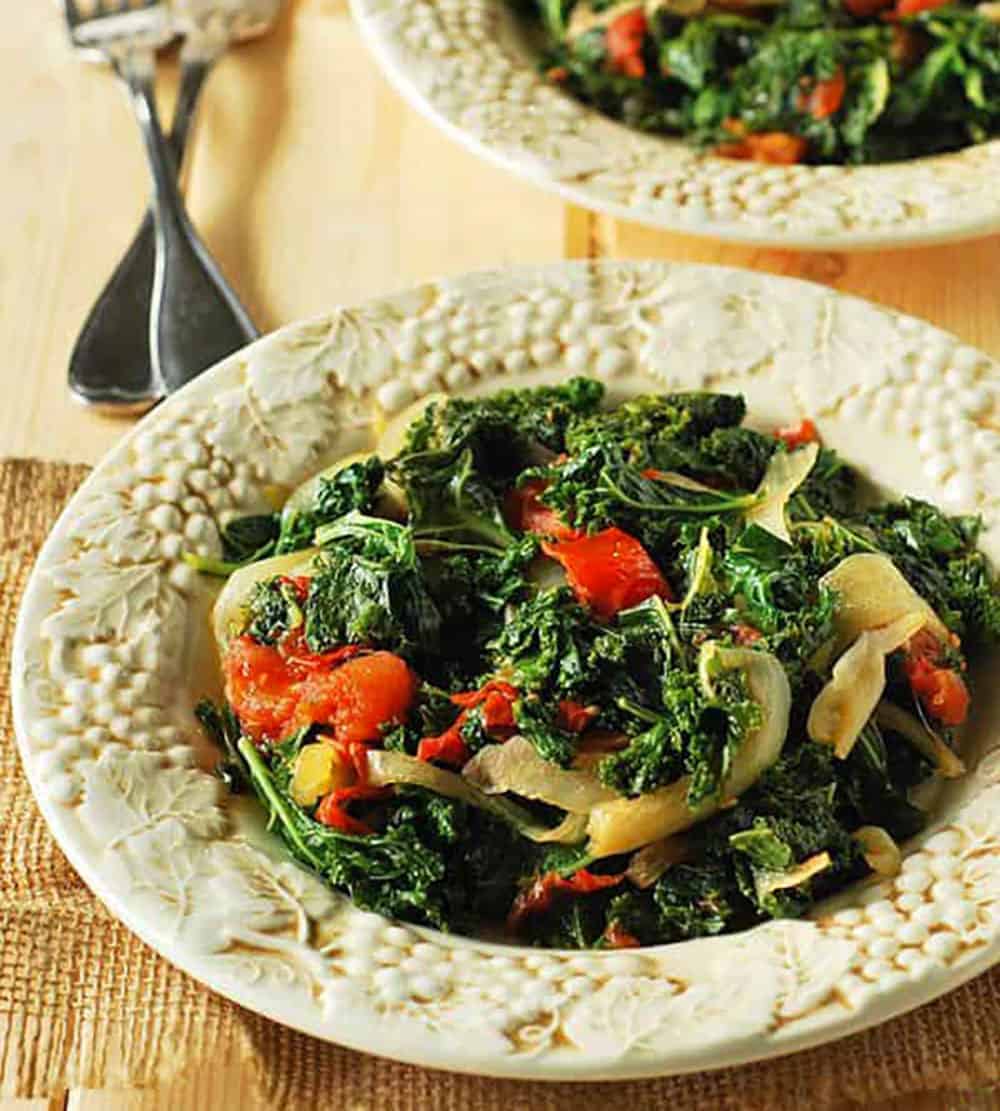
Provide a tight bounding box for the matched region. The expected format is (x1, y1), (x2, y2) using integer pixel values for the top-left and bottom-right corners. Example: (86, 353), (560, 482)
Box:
(401, 377), (605, 477)
(486, 587), (597, 696)
(513, 696), (578, 766)
(838, 720), (930, 840)
(220, 514), (281, 565)
(790, 446), (858, 520)
(564, 390), (747, 469)
(244, 577), (305, 645)
(421, 537), (537, 685)
(187, 458), (386, 576)
(694, 426), (776, 489)
(652, 862), (747, 939)
(530, 438), (759, 559)
(306, 513), (442, 657)
(601, 666), (760, 803)
(388, 447), (515, 551)
(722, 525), (837, 680)
(276, 457), (386, 554)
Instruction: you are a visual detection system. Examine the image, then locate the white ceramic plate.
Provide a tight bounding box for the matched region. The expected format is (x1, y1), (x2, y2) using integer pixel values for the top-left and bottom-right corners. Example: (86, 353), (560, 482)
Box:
(350, 0), (1000, 250)
(13, 262), (1000, 1080)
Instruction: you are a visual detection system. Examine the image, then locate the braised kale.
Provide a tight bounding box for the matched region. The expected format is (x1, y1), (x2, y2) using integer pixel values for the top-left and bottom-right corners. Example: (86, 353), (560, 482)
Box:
(516, 1), (1000, 164)
(199, 377), (999, 950)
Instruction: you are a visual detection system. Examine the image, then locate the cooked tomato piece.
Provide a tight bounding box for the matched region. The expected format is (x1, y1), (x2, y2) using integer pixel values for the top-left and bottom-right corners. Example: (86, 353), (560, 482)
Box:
(606, 8), (647, 78)
(557, 700), (600, 733)
(282, 636), (366, 672)
(732, 623), (764, 646)
(315, 785), (389, 835)
(903, 632), (970, 727)
(543, 527), (674, 619)
(223, 636), (301, 741)
(452, 680), (519, 730)
(508, 869), (624, 930)
(894, 0), (949, 14)
(292, 651), (417, 743)
(716, 132), (809, 165)
(504, 480), (580, 541)
(416, 726), (471, 767)
(905, 657), (970, 726)
(798, 69), (846, 120)
(419, 680), (521, 766)
(604, 922), (642, 949)
(774, 418), (820, 449)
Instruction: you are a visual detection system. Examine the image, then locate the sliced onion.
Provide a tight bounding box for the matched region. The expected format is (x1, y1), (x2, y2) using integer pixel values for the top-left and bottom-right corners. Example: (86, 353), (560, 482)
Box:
(807, 612), (927, 759)
(463, 736), (617, 813)
(852, 826), (902, 878)
(374, 392), (449, 460)
(876, 700), (965, 779)
(755, 851), (831, 901)
(526, 555), (568, 591)
(366, 749), (585, 844)
(586, 644), (791, 858)
(212, 549), (320, 652)
(821, 553), (951, 654)
(745, 443), (819, 543)
(625, 836), (688, 889)
(534, 813), (589, 843)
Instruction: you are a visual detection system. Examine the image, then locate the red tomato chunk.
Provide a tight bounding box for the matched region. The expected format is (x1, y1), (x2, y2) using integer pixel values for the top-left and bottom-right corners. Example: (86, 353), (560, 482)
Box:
(543, 527), (674, 619)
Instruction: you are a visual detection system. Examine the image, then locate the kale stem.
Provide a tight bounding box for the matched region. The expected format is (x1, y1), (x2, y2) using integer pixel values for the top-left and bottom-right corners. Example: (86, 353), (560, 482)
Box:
(616, 696), (661, 725)
(600, 471), (756, 516)
(237, 737), (322, 869)
(182, 551), (240, 577)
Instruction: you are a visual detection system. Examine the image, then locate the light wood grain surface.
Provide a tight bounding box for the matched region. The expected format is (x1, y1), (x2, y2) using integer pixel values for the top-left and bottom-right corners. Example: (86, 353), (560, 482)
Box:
(3, 0), (1000, 1106)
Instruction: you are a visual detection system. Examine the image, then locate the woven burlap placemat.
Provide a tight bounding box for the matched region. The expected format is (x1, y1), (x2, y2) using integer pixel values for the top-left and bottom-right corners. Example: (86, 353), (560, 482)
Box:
(2, 456), (1000, 1108)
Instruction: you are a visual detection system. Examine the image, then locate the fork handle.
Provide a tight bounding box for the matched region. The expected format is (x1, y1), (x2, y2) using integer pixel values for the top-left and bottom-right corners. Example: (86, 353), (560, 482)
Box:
(68, 53), (218, 410)
(124, 53), (257, 396)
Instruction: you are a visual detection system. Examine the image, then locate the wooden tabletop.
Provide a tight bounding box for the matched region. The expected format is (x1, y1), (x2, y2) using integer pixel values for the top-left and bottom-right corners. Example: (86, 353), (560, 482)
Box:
(3, 0), (1000, 1106)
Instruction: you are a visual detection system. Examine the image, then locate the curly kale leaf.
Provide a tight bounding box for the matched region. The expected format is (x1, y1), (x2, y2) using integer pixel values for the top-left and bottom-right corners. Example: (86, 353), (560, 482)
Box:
(790, 446), (858, 520)
(192, 458), (386, 575)
(307, 513), (441, 656)
(401, 377), (605, 475)
(601, 667), (760, 804)
(513, 696), (579, 766)
(276, 457), (386, 554)
(652, 862), (746, 940)
(220, 514), (281, 565)
(195, 699), (247, 792)
(421, 536), (537, 685)
(244, 577), (305, 645)
(722, 525), (837, 679)
(529, 440), (758, 560)
(239, 734), (527, 930)
(389, 447), (516, 551)
(564, 390), (747, 469)
(486, 587), (597, 696)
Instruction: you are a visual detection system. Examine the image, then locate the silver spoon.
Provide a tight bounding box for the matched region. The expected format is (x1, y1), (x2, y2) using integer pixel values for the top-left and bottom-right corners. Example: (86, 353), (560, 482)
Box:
(68, 2), (281, 412)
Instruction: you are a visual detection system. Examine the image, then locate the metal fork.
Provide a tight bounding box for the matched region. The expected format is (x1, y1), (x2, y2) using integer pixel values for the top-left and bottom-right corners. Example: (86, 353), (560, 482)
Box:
(63, 0), (259, 406)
